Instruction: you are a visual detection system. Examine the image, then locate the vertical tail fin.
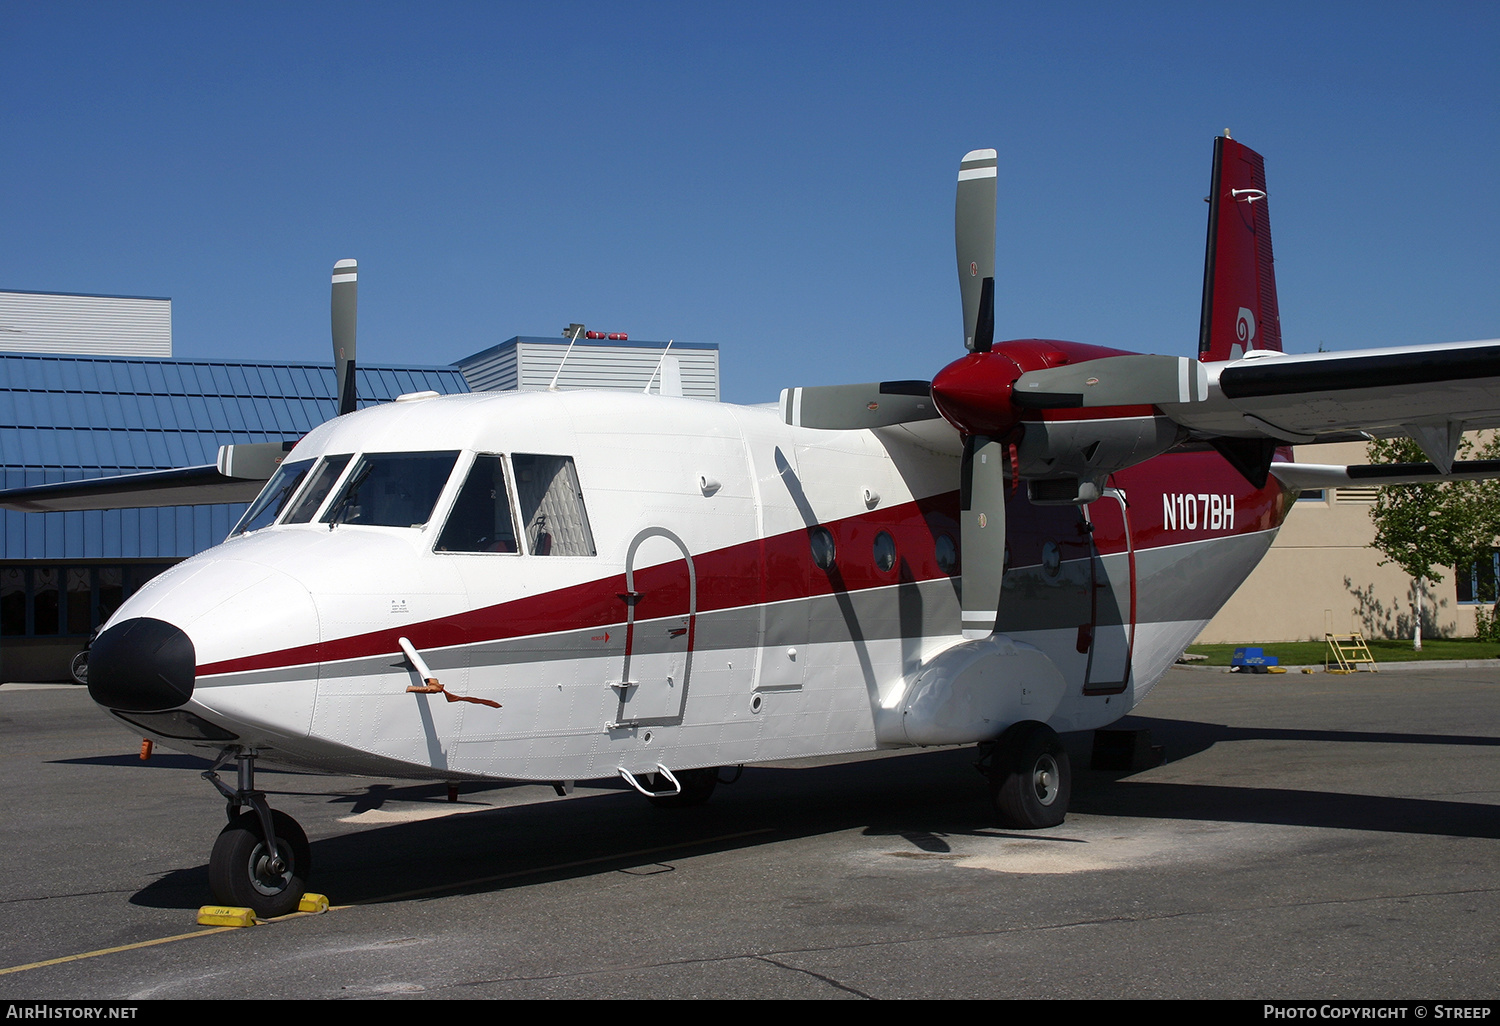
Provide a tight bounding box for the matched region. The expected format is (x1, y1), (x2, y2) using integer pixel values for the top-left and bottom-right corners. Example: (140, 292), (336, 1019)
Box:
(1197, 136), (1282, 362)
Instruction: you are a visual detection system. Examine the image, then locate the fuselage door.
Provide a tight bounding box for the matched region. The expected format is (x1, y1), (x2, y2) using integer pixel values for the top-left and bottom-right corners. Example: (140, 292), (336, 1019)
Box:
(1084, 486), (1134, 694)
(614, 527), (696, 726)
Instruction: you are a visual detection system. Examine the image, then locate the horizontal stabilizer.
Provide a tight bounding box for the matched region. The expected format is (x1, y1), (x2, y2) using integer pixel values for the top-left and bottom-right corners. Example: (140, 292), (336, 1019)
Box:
(780, 381), (940, 429)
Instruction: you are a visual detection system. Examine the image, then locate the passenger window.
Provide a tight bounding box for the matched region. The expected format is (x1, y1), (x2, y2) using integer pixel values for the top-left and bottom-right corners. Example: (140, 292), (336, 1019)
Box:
(436, 455), (520, 553)
(232, 458), (314, 536)
(934, 533), (959, 575)
(511, 454), (595, 556)
(809, 527), (836, 570)
(321, 451), (460, 528)
(283, 454), (352, 524)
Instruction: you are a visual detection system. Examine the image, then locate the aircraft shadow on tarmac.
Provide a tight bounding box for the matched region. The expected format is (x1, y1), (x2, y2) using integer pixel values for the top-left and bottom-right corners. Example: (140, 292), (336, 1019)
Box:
(123, 723), (1499, 911)
(1118, 713), (1500, 760)
(59, 752), (214, 770)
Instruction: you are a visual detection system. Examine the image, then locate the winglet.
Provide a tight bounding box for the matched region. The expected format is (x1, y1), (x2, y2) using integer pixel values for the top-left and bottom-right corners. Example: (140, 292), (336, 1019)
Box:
(1198, 137), (1282, 362)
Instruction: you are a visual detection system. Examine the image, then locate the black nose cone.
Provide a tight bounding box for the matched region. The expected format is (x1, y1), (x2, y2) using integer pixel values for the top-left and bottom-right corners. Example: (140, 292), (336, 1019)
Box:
(88, 617), (196, 711)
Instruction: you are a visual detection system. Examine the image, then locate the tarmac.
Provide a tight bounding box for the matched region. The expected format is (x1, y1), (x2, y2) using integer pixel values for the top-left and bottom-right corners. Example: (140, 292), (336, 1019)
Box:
(1, 664), (1497, 1000)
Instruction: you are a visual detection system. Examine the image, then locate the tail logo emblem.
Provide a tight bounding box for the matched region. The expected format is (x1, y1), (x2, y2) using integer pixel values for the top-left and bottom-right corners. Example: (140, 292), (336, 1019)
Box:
(1236, 307), (1257, 348)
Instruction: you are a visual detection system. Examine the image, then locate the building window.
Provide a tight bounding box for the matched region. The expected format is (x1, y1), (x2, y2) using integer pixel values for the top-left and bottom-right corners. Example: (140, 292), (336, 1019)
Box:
(0, 564), (174, 637)
(1456, 550), (1500, 604)
(1, 569), (25, 636)
(1296, 488), (1326, 503)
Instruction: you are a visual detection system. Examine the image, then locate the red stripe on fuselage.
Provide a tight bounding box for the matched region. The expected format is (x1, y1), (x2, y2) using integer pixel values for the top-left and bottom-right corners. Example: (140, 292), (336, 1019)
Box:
(196, 493), (964, 677)
(195, 449), (1286, 678)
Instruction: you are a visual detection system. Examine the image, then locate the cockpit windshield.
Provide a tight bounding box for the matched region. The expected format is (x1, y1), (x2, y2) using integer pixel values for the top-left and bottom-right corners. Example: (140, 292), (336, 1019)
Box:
(283, 454), (352, 524)
(231, 458), (314, 537)
(321, 451), (460, 529)
(435, 455), (519, 552)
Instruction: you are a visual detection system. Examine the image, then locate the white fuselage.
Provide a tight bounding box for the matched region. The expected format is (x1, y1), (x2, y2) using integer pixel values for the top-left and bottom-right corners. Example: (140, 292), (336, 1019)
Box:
(101, 389), (1280, 783)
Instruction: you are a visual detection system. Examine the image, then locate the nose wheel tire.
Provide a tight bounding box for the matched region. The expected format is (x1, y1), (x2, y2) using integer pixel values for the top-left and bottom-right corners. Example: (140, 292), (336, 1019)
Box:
(989, 722), (1071, 829)
(209, 809), (311, 918)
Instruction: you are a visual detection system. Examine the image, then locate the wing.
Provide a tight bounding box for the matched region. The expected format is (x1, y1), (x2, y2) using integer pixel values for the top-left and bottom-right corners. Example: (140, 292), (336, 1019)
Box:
(0, 442), (287, 513)
(0, 260), (361, 515)
(1160, 339), (1500, 466)
(782, 137), (1498, 496)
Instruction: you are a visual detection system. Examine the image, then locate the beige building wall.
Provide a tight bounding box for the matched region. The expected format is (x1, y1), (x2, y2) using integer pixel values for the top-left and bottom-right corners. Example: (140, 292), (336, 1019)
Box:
(1195, 440), (1479, 644)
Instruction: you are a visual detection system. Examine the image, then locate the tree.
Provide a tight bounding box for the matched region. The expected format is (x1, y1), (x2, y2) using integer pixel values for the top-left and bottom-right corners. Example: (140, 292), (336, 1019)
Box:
(1366, 434), (1500, 648)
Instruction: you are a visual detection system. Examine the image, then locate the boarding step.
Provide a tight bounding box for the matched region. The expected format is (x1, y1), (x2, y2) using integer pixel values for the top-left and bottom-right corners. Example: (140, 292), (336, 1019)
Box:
(1325, 632), (1378, 673)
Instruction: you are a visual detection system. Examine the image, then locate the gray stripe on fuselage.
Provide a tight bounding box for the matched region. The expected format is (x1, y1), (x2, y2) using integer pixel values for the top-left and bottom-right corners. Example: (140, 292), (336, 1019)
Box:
(1131, 528), (1277, 625)
(195, 530), (1271, 690)
(198, 577), (965, 689)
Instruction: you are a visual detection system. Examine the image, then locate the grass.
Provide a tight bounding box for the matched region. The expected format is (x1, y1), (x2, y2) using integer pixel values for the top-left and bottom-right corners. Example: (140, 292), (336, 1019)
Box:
(1184, 637), (1500, 667)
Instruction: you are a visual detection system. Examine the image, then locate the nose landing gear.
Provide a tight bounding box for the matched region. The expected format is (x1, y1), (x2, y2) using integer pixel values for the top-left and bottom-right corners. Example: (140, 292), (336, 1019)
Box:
(204, 749), (311, 918)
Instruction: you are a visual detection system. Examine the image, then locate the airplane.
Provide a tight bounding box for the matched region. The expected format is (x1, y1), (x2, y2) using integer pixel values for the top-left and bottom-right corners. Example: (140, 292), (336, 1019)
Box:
(6, 136), (1499, 919)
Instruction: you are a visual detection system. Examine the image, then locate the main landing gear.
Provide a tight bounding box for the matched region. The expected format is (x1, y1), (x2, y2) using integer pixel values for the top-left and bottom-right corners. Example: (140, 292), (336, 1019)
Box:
(978, 721), (1072, 829)
(204, 749), (310, 918)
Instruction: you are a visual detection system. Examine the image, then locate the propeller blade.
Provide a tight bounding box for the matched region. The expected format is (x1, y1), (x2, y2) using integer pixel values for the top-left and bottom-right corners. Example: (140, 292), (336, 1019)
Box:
(1011, 354), (1208, 410)
(779, 381), (939, 429)
(956, 149), (997, 353)
(331, 259), (358, 416)
(960, 435), (1007, 639)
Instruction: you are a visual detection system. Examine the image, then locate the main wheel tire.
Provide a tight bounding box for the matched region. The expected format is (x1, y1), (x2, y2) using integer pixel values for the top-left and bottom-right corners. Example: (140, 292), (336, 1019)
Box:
(990, 723), (1071, 829)
(208, 809), (311, 918)
(69, 651), (88, 685)
(648, 767), (719, 808)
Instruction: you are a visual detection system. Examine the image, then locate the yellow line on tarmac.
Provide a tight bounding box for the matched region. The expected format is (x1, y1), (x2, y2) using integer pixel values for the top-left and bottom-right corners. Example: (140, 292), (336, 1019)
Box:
(0, 828), (776, 976)
(0, 927), (239, 977)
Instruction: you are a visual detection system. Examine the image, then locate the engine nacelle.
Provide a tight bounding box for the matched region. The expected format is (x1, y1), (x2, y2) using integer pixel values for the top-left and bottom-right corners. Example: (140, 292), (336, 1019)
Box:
(1017, 414), (1182, 504)
(875, 634), (1067, 747)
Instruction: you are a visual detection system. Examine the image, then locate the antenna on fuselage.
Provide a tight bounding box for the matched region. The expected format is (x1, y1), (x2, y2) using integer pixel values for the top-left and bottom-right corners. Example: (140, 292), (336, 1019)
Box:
(549, 323), (585, 392)
(643, 339), (675, 395)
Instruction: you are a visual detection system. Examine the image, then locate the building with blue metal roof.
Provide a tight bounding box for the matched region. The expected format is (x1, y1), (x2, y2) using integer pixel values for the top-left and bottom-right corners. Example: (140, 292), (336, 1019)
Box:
(0, 352), (470, 680)
(0, 286), (719, 681)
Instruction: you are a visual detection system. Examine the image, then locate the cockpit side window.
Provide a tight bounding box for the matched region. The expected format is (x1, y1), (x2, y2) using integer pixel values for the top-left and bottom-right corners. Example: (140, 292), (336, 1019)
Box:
(283, 454), (353, 524)
(231, 458), (314, 536)
(321, 451), (460, 529)
(511, 454), (596, 556)
(435, 455), (519, 553)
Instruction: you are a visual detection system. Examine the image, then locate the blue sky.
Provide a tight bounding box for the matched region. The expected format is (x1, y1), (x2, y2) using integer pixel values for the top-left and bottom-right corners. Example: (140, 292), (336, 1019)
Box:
(3, 2), (1496, 404)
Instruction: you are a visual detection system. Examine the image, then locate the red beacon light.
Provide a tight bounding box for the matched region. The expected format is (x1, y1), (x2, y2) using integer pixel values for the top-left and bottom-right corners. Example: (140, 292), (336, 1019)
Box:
(608, 333), (628, 341)
(584, 331), (606, 339)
